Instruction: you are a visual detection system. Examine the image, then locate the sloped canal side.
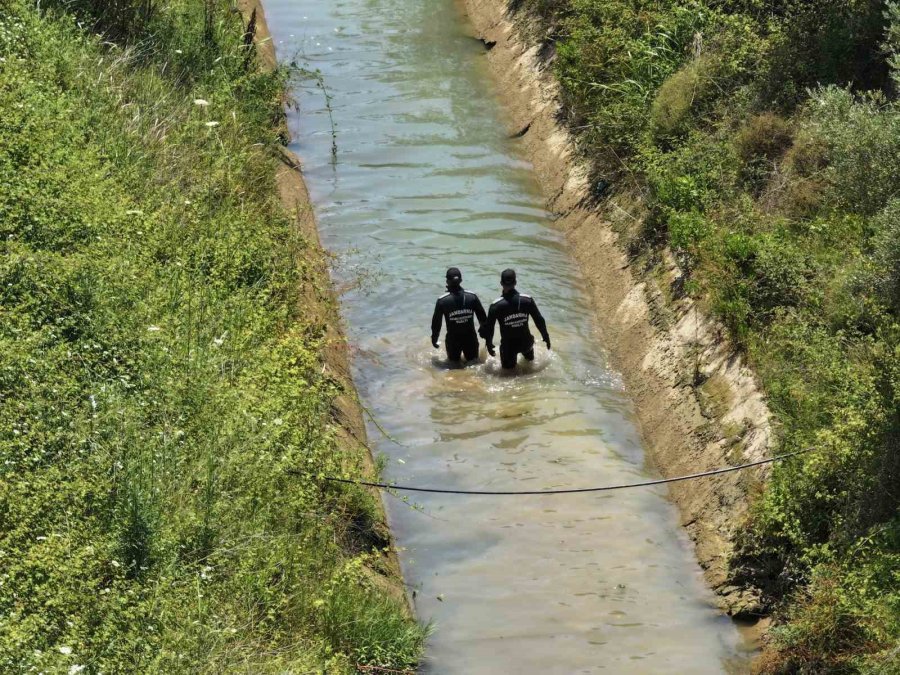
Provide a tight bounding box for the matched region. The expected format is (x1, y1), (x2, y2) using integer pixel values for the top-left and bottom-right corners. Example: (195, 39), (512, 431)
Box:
(264, 0), (752, 672)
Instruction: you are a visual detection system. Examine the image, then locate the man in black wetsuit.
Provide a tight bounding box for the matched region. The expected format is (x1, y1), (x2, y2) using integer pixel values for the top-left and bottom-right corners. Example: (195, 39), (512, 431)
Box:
(481, 268), (551, 370)
(431, 267), (488, 364)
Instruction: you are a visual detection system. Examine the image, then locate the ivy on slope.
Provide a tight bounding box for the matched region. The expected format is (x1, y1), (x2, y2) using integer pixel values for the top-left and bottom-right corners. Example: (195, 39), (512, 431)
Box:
(0, 1), (423, 671)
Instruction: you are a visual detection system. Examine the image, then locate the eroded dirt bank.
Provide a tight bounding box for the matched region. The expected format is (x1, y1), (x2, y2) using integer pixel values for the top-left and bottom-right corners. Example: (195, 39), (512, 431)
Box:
(462, 0), (775, 617)
(238, 0), (408, 605)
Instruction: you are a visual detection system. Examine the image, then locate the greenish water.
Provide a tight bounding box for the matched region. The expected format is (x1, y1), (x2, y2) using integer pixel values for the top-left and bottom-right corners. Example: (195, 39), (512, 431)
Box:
(264, 0), (749, 671)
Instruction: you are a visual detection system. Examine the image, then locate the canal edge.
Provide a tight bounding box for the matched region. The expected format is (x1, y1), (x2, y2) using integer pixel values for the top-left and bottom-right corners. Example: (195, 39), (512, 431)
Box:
(460, 0), (776, 622)
(236, 0), (415, 616)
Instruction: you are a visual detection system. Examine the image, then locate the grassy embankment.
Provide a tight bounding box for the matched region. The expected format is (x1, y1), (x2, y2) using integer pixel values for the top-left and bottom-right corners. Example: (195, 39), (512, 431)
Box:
(513, 0), (899, 671)
(0, 0), (424, 671)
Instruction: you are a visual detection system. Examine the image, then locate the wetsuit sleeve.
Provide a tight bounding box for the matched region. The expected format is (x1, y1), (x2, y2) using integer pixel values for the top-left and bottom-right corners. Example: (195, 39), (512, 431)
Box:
(481, 303), (496, 346)
(473, 294), (487, 328)
(431, 300), (443, 343)
(529, 298), (550, 344)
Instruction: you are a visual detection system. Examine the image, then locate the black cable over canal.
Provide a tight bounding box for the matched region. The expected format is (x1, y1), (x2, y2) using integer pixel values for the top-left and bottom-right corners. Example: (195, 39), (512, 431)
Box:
(289, 449), (810, 496)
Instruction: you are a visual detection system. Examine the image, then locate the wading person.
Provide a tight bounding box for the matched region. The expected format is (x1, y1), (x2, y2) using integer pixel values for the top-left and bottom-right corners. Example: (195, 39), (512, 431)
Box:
(431, 267), (488, 364)
(481, 268), (551, 370)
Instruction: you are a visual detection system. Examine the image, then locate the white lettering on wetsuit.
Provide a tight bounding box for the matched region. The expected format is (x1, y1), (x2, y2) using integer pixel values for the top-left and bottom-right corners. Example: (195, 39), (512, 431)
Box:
(449, 308), (474, 324)
(432, 289), (488, 346)
(481, 290), (550, 351)
(502, 312), (528, 329)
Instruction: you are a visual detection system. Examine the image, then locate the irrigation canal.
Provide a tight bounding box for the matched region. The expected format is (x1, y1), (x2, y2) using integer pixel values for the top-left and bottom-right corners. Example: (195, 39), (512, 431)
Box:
(264, 0), (751, 671)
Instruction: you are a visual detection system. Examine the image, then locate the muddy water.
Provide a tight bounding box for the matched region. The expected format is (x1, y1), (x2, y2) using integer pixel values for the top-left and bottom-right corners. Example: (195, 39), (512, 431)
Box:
(264, 1), (748, 672)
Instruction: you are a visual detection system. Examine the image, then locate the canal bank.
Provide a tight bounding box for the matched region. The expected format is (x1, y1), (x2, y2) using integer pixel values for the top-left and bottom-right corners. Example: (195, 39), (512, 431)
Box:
(236, 0), (410, 606)
(461, 0), (775, 619)
(263, 0), (758, 671)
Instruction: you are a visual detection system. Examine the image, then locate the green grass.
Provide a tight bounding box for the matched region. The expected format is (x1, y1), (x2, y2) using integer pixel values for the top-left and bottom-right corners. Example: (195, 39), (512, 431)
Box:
(0, 0), (424, 671)
(515, 0), (899, 671)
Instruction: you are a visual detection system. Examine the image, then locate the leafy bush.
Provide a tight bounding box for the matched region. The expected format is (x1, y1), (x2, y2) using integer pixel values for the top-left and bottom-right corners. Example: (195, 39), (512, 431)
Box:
(753, 522), (900, 674)
(872, 199), (900, 312)
(735, 112), (793, 163)
(668, 210), (713, 260)
(883, 1), (900, 91)
(551, 0), (708, 167)
(651, 55), (716, 139)
(803, 87), (900, 216)
(760, 0), (889, 105)
(747, 234), (815, 318)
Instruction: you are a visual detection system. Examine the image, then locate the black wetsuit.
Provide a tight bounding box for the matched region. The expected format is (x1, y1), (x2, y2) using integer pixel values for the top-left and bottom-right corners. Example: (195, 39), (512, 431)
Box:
(431, 288), (487, 362)
(481, 289), (550, 369)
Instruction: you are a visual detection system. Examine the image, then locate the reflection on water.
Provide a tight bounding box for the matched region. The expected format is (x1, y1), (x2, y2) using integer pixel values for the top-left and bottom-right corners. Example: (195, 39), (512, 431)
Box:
(264, 0), (749, 672)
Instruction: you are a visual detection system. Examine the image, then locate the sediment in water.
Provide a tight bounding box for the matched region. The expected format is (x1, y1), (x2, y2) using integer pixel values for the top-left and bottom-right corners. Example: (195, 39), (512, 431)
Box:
(238, 0), (410, 609)
(461, 0), (775, 618)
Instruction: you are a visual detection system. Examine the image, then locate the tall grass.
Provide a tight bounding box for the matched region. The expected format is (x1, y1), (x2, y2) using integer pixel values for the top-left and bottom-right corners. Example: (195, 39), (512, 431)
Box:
(0, 0), (424, 671)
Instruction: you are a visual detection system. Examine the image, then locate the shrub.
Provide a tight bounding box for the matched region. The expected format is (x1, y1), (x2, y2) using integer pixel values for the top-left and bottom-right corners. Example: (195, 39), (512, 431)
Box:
(761, 0), (889, 105)
(756, 523), (900, 674)
(550, 0), (708, 168)
(747, 234), (815, 318)
(713, 289), (754, 343)
(651, 11), (767, 144)
(871, 198), (900, 312)
(803, 87), (900, 216)
(645, 132), (737, 213)
(782, 130), (829, 178)
(651, 55), (716, 139)
(735, 112), (794, 194)
(882, 1), (900, 92)
(776, 177), (826, 219)
(667, 209), (712, 266)
(735, 112), (793, 163)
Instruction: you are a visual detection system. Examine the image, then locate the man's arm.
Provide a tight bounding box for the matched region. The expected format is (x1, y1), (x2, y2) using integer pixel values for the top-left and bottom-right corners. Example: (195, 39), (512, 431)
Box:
(473, 294), (487, 328)
(529, 299), (551, 349)
(431, 300), (443, 348)
(480, 303), (497, 355)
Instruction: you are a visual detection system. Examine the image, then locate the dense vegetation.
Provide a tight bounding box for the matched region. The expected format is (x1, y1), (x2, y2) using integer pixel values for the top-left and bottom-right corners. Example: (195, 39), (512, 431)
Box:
(0, 0), (423, 671)
(513, 0), (899, 671)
